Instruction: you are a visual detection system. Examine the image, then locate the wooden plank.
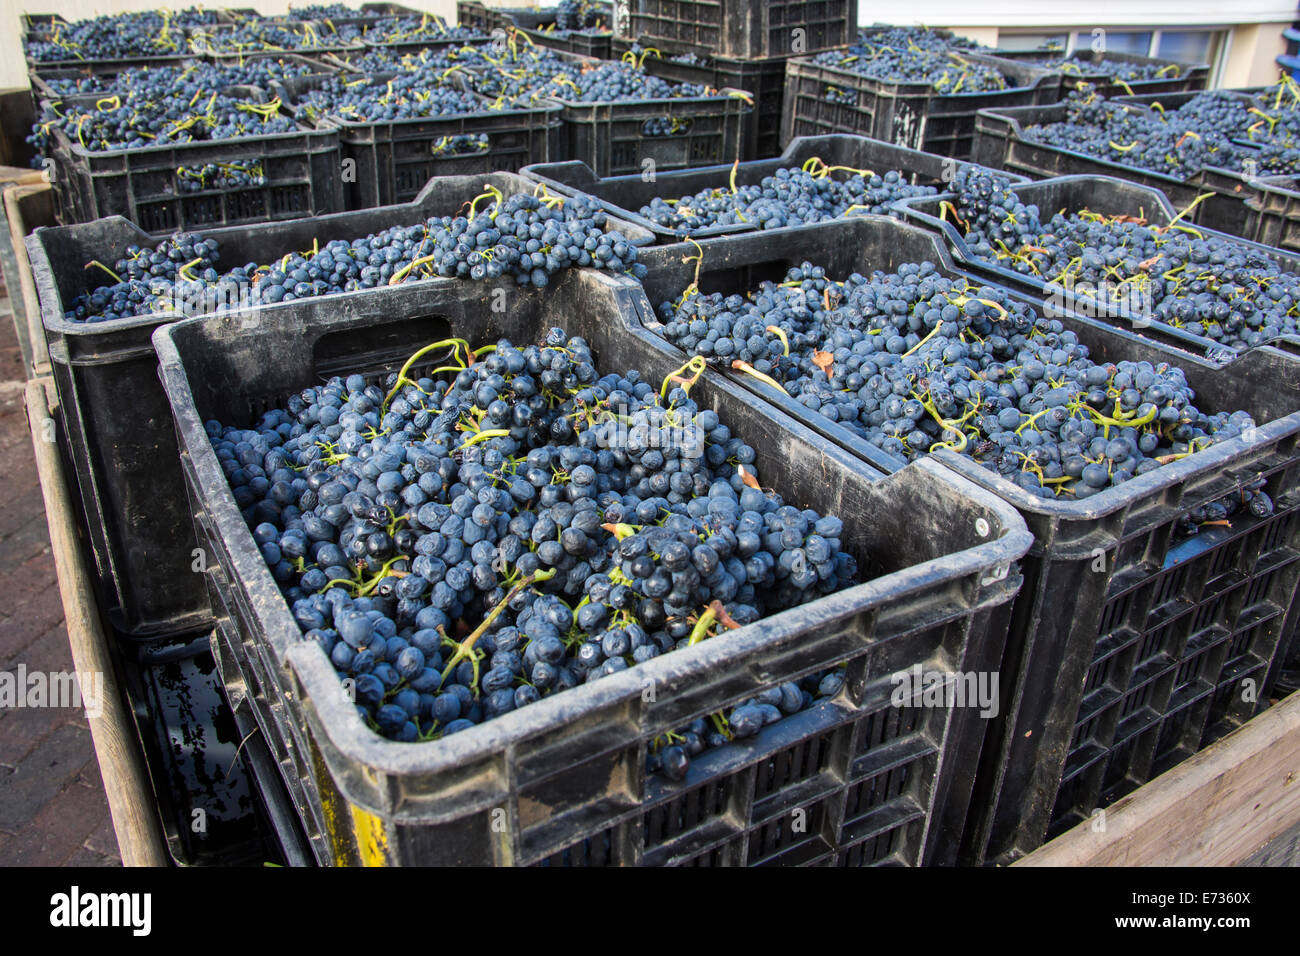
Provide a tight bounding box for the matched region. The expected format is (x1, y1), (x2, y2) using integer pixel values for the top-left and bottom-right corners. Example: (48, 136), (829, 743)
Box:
(3, 182), (54, 373)
(1015, 691), (1300, 867)
(25, 378), (170, 867)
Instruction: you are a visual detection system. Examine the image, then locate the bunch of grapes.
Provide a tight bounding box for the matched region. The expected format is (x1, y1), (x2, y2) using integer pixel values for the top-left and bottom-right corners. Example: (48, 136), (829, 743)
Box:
(652, 259), (1264, 504)
(638, 161), (937, 234)
(25, 8), (219, 61)
(949, 166), (1300, 352)
(210, 330), (858, 781)
(66, 186), (644, 322)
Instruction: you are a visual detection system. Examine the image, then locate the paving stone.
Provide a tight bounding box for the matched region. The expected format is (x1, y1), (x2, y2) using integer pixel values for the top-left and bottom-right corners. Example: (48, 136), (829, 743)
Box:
(0, 292), (121, 864)
(0, 718), (94, 831)
(0, 778), (114, 866)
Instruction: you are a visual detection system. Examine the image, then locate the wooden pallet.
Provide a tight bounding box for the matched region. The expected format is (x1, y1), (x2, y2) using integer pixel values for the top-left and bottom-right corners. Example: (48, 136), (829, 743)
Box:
(1016, 689), (1300, 866)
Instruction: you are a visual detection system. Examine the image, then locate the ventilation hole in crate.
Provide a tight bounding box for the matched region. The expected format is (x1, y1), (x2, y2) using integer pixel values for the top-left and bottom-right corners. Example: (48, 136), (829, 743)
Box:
(611, 142), (639, 171)
(1082, 653), (1115, 695)
(1190, 592), (1227, 634)
(689, 138), (722, 163)
(226, 189), (270, 223)
(1069, 709), (1103, 752)
(395, 164), (432, 198)
(136, 201), (178, 234)
(1223, 620), (1264, 667)
(837, 826), (902, 867)
(856, 702), (924, 756)
(1101, 731), (1144, 792)
(1154, 708), (1195, 762)
(752, 727), (837, 801)
(1260, 510), (1295, 554)
(1174, 648), (1212, 689)
(1148, 563), (1189, 611)
(669, 837), (742, 867)
(1135, 619), (1175, 665)
(1211, 679), (1238, 714)
(745, 800), (828, 864)
(180, 196), (225, 227)
(841, 761), (914, 823)
(1202, 538), (1236, 579)
(1240, 567), (1279, 610)
(1097, 591), (1132, 636)
(1206, 671), (1259, 730)
(1120, 679), (1157, 720)
(1049, 766), (1097, 830)
(643, 777), (732, 850)
(270, 184), (310, 217)
(531, 827), (616, 867)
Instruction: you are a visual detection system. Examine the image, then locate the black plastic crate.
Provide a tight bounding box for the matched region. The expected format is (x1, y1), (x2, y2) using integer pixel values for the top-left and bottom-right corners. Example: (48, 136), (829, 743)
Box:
(458, 0), (614, 34)
(520, 27), (615, 60)
(22, 10), (208, 71)
(896, 174), (1300, 362)
(1246, 178), (1300, 256)
(186, 19), (367, 56)
(153, 264), (1031, 866)
(29, 53), (339, 102)
(462, 3), (617, 58)
(119, 630), (292, 865)
(632, 215), (1300, 864)
(781, 52), (1059, 160)
(26, 172), (651, 637)
(523, 133), (1028, 244)
(633, 47), (788, 160)
(457, 1), (517, 33)
(1111, 89), (1300, 255)
(203, 50), (348, 78)
(297, 3), (424, 27)
(969, 100), (1297, 250)
(275, 74), (563, 209)
(992, 50), (1210, 100)
(614, 0), (857, 60)
(545, 85), (752, 178)
(28, 58), (197, 102)
(40, 93), (344, 235)
(355, 15), (492, 48)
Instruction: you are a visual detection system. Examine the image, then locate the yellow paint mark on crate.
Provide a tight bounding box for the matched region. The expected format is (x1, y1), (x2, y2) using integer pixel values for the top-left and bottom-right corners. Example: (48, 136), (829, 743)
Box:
(349, 804), (391, 867)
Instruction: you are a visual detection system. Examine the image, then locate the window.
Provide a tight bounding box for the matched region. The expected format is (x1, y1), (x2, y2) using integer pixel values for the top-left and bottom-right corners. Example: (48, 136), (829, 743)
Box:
(996, 25), (1227, 79)
(1090, 31), (1155, 55)
(1154, 30), (1218, 66)
(996, 32), (1069, 52)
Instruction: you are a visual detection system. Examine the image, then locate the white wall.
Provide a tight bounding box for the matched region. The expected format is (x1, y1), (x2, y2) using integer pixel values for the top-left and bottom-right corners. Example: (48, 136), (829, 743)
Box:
(4, 1), (1294, 90)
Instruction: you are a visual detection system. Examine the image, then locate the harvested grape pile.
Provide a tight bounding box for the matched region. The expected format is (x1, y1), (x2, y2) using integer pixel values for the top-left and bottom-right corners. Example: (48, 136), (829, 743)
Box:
(638, 158), (938, 234)
(34, 57), (319, 96)
(66, 185), (644, 322)
(177, 160), (268, 193)
(288, 3), (375, 18)
(289, 71), (485, 122)
(360, 14), (486, 44)
(189, 18), (364, 53)
(946, 167), (1300, 352)
(653, 257), (1266, 504)
(1023, 84), (1300, 178)
(209, 330), (858, 774)
(1026, 55), (1187, 85)
(554, 0), (608, 32)
(325, 40), (720, 108)
(810, 32), (1007, 94)
(24, 8), (219, 61)
(31, 88), (296, 153)
(855, 26), (985, 54)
